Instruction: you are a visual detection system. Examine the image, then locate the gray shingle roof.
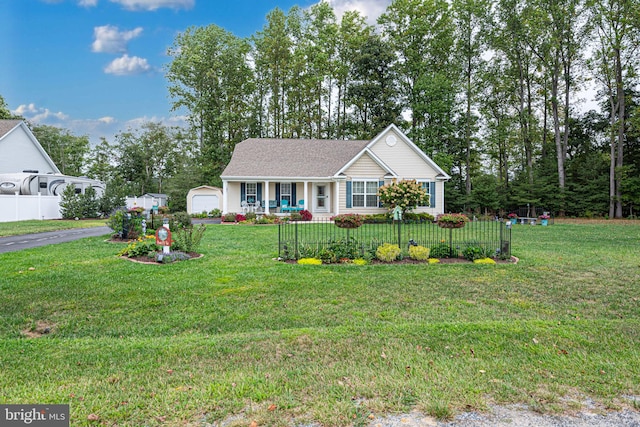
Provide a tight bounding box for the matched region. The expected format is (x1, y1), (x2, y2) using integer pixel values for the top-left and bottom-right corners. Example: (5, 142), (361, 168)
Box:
(221, 138), (370, 178)
(0, 120), (22, 139)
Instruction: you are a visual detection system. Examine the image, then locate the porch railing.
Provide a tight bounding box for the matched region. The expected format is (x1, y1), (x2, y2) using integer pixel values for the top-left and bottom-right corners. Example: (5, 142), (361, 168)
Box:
(278, 219), (511, 260)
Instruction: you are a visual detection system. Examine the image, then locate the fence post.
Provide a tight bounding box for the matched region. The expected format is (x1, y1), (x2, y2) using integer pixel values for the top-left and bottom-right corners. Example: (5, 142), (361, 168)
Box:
(295, 220), (299, 259)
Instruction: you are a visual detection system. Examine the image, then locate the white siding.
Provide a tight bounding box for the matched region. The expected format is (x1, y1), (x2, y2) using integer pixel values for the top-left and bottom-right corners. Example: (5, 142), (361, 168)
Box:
(369, 129), (439, 180)
(0, 127), (58, 174)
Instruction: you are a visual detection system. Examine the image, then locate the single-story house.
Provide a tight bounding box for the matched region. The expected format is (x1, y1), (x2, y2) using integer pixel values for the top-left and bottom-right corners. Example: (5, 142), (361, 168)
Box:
(220, 124), (450, 217)
(187, 186), (223, 214)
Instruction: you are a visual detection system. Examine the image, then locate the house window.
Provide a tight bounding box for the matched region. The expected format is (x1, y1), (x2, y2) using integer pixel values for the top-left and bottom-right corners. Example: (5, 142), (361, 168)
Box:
(246, 182), (257, 203)
(352, 180), (379, 208)
(418, 180), (435, 208)
(280, 182), (292, 205)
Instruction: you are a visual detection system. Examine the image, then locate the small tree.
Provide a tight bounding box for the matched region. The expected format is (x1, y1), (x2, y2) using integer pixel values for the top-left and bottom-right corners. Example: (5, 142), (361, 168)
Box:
(59, 185), (82, 219)
(378, 179), (429, 215)
(81, 186), (100, 218)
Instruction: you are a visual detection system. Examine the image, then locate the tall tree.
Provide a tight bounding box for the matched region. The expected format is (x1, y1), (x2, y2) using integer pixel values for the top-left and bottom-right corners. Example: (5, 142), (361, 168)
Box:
(589, 0), (640, 217)
(166, 24), (253, 182)
(31, 125), (89, 176)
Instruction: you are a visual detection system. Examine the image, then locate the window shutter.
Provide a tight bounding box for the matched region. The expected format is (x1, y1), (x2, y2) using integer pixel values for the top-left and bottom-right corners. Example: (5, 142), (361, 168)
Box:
(291, 184), (297, 205)
(241, 183), (246, 201)
(275, 183), (281, 206)
(257, 183), (263, 205)
(430, 182), (436, 208)
(378, 180), (384, 207)
(346, 181), (352, 208)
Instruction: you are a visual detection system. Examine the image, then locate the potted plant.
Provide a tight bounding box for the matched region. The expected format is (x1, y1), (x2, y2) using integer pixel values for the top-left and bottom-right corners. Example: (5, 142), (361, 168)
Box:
(436, 213), (469, 229)
(507, 212), (518, 221)
(539, 213), (550, 226)
(330, 213), (364, 229)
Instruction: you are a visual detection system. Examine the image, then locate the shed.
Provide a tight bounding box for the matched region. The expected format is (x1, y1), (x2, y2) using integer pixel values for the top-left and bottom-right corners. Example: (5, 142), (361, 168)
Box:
(187, 186), (223, 214)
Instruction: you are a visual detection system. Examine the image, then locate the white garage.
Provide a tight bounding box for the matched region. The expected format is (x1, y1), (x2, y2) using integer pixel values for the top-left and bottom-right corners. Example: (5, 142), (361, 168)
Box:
(187, 186), (223, 214)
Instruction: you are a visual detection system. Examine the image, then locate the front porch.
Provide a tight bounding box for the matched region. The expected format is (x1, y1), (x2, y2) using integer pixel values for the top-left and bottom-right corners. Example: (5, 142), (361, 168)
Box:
(222, 180), (340, 217)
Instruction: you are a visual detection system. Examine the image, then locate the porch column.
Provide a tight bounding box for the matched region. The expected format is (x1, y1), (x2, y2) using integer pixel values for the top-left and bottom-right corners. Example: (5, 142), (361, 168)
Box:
(303, 181), (308, 210)
(334, 180), (341, 215)
(222, 180), (228, 213)
(264, 180), (270, 213)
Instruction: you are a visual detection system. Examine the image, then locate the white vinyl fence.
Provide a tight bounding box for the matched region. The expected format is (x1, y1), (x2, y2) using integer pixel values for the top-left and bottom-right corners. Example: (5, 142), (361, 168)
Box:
(0, 193), (62, 222)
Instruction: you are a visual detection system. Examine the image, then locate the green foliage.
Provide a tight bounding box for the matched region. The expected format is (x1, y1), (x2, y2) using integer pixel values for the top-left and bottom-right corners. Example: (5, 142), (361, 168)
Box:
(171, 212), (192, 229)
(376, 243), (401, 262)
(171, 224), (207, 253)
(118, 235), (160, 258)
(473, 257), (496, 264)
(409, 245), (431, 261)
(107, 210), (143, 239)
(32, 124), (89, 176)
(378, 179), (430, 214)
(59, 185), (83, 219)
(430, 242), (455, 258)
(245, 211), (257, 221)
(222, 213), (237, 222)
(330, 213), (364, 228)
(462, 244), (493, 261)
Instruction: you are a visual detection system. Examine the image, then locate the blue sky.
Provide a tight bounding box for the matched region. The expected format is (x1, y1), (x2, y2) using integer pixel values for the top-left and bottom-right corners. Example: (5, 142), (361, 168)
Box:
(1, 0), (390, 145)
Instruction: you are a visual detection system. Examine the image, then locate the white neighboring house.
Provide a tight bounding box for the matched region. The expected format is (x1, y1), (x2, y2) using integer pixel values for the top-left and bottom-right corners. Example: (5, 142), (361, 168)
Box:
(0, 120), (105, 222)
(187, 186), (223, 214)
(221, 124), (450, 217)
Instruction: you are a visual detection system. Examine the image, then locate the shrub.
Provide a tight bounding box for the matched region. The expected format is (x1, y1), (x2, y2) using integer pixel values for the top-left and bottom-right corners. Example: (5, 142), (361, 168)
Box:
(245, 211), (257, 221)
(171, 224), (206, 253)
(353, 258), (368, 265)
(171, 211), (192, 228)
(428, 258), (440, 264)
(430, 242), (454, 258)
(108, 210), (143, 239)
(378, 179), (429, 214)
(462, 243), (493, 261)
(409, 245), (431, 261)
(376, 243), (401, 262)
(363, 213), (391, 223)
(222, 213), (237, 222)
(290, 212), (303, 221)
(300, 209), (313, 221)
(474, 258), (496, 264)
(235, 213), (246, 222)
(209, 208), (222, 218)
(118, 235), (160, 258)
(403, 212), (435, 223)
(155, 251), (192, 263)
(297, 258), (322, 265)
(328, 237), (362, 260)
(318, 248), (336, 264)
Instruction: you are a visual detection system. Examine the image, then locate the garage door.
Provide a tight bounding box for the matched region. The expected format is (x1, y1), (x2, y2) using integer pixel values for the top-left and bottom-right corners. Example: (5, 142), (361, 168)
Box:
(192, 195), (219, 213)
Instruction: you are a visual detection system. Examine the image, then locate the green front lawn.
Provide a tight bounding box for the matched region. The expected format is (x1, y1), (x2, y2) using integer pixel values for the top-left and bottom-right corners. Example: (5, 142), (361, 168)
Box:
(0, 219), (107, 237)
(0, 222), (639, 426)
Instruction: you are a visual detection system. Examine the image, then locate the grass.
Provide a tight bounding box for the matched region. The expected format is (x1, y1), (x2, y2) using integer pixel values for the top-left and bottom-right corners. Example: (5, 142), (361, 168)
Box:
(0, 221), (639, 426)
(0, 219), (107, 237)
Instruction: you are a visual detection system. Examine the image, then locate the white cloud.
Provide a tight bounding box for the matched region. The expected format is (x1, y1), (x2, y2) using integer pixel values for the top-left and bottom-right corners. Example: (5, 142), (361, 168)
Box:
(104, 54), (152, 75)
(109, 0), (194, 11)
(13, 104), (68, 123)
(92, 25), (143, 54)
(325, 0), (391, 25)
(79, 0), (98, 6)
(98, 116), (116, 124)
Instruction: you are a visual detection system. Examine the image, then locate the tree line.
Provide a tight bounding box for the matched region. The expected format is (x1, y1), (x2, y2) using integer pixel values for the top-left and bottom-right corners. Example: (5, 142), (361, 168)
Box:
(3, 0), (640, 217)
(166, 0), (640, 218)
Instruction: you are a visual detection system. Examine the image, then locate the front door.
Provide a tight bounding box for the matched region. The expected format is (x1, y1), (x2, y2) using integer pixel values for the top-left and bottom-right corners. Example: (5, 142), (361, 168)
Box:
(314, 184), (329, 213)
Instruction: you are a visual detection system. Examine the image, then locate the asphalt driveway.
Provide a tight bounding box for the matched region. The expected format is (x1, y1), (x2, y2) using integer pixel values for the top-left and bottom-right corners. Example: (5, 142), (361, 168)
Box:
(0, 226), (112, 253)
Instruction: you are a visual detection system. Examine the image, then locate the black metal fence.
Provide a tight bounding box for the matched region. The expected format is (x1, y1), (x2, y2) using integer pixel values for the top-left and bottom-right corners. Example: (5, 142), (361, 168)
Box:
(278, 219), (511, 260)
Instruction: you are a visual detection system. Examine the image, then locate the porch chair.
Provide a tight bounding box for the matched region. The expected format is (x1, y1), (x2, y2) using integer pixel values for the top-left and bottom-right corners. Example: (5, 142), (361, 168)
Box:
(280, 199), (291, 213)
(240, 200), (249, 214)
(297, 199), (305, 211)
